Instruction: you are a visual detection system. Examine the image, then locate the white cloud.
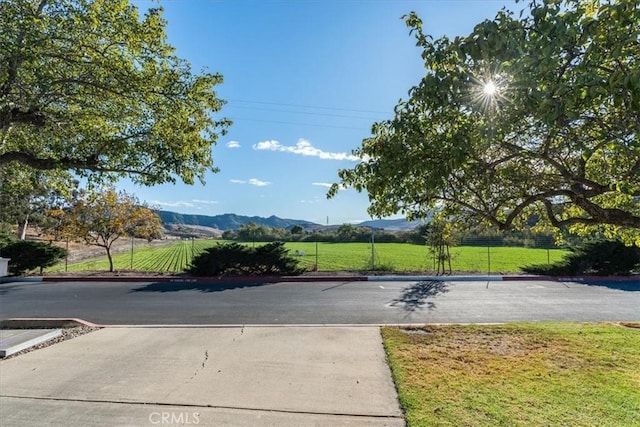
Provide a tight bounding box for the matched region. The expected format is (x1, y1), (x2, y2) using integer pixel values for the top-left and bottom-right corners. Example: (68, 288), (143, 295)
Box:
(300, 198), (321, 204)
(192, 199), (219, 205)
(313, 182), (347, 191)
(254, 140), (280, 150)
(230, 178), (271, 187)
(248, 178), (271, 187)
(253, 138), (360, 161)
(226, 140), (240, 148)
(150, 200), (195, 208)
(148, 199), (220, 208)
(312, 182), (332, 188)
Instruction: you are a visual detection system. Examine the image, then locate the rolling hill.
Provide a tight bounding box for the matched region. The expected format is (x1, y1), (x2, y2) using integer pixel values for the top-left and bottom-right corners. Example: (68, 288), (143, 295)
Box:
(157, 211), (318, 232)
(156, 210), (423, 235)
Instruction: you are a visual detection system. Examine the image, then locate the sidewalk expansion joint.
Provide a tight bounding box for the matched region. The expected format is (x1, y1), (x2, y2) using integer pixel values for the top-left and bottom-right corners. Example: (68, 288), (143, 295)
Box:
(0, 395), (405, 420)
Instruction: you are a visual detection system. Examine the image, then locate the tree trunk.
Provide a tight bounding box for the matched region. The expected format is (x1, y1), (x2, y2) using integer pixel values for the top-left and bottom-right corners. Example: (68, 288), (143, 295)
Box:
(106, 246), (114, 272)
(18, 214), (29, 240)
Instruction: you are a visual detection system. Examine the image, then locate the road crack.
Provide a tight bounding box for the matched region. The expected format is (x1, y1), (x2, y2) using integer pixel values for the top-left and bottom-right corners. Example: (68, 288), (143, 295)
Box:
(187, 349), (209, 382)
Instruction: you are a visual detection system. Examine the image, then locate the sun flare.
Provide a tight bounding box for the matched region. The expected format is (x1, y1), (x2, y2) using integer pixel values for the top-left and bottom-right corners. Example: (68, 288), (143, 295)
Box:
(483, 81), (497, 96)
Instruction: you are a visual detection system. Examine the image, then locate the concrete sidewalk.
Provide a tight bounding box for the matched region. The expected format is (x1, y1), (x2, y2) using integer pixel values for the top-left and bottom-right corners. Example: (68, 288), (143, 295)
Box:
(0, 326), (404, 426)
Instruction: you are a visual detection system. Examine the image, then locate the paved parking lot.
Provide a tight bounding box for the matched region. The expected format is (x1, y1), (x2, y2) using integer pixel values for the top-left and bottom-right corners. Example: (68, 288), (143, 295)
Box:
(1, 279), (638, 325)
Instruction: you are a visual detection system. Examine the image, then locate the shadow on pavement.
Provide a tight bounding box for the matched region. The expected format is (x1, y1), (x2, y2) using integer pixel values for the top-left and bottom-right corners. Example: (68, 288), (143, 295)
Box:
(388, 280), (449, 312)
(566, 279), (640, 292)
(130, 280), (273, 293)
(0, 284), (23, 296)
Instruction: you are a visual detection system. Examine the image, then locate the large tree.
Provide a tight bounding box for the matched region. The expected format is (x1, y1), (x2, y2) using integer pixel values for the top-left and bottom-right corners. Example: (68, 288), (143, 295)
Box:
(0, 0), (229, 185)
(331, 0), (640, 244)
(59, 187), (163, 272)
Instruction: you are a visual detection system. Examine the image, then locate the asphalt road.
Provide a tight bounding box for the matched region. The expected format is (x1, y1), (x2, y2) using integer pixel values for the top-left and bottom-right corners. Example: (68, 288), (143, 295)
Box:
(0, 279), (638, 325)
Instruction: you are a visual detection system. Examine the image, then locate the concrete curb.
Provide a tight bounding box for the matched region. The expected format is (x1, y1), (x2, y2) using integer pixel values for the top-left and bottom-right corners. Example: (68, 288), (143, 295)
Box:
(37, 275), (369, 283)
(0, 318), (103, 329)
(3, 274), (638, 285)
(0, 329), (63, 357)
(0, 276), (43, 283)
(1, 319), (501, 329)
(503, 275), (640, 282)
(83, 322), (509, 328)
(367, 275), (504, 282)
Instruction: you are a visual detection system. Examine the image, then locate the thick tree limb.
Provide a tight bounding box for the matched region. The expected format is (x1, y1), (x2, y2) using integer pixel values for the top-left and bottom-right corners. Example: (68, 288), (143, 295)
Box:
(0, 151), (155, 179)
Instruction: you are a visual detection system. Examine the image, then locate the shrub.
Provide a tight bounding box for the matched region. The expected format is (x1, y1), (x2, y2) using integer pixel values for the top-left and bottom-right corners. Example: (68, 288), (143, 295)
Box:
(1, 240), (68, 275)
(186, 242), (304, 276)
(522, 240), (640, 276)
(0, 230), (17, 250)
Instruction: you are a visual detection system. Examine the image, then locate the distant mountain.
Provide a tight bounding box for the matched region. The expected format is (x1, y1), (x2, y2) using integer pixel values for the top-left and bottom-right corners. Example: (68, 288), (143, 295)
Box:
(156, 211), (319, 231)
(157, 210), (428, 233)
(358, 218), (425, 231)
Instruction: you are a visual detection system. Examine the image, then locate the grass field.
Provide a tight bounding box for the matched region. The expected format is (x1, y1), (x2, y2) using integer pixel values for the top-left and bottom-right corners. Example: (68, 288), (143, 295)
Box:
(46, 239), (567, 274)
(382, 322), (640, 427)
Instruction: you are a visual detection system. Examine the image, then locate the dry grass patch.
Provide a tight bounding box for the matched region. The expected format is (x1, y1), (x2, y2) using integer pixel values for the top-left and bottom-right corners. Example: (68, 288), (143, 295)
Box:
(383, 323), (640, 427)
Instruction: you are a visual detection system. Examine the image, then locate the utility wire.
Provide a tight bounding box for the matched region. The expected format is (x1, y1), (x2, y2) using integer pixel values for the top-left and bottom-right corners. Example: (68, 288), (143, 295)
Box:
(227, 99), (389, 115)
(229, 117), (370, 130)
(226, 105), (382, 120)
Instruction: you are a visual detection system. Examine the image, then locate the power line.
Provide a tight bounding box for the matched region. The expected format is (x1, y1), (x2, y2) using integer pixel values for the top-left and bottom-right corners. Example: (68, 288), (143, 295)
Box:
(227, 99), (389, 115)
(226, 105), (382, 120)
(229, 117), (370, 131)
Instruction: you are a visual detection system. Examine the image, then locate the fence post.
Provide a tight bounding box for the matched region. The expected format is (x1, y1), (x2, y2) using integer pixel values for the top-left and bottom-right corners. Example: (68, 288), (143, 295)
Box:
(547, 247), (550, 265)
(315, 233), (319, 271)
(433, 251), (436, 273)
(487, 245), (491, 275)
(371, 229), (375, 270)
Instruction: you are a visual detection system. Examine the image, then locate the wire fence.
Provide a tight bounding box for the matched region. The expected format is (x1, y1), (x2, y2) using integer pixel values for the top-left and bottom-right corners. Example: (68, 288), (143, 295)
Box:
(52, 233), (568, 275)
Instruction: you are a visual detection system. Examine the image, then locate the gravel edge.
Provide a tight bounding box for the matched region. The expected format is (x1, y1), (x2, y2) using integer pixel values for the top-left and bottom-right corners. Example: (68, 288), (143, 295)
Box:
(1, 326), (100, 360)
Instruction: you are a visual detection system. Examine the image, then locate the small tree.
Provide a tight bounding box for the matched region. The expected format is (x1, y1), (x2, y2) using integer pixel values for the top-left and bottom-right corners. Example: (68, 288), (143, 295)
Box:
(425, 219), (455, 275)
(61, 188), (163, 272)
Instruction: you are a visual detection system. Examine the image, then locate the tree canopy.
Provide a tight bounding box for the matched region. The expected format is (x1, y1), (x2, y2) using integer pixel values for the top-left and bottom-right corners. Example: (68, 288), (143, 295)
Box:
(0, 0), (229, 185)
(331, 0), (640, 244)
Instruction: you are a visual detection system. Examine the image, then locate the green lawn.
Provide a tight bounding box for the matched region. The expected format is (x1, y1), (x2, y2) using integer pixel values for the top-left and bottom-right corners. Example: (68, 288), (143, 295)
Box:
(382, 322), (640, 427)
(46, 240), (567, 274)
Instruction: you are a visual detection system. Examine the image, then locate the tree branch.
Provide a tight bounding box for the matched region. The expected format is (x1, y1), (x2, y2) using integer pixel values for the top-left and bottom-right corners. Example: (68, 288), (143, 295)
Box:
(0, 151), (155, 179)
(0, 108), (47, 130)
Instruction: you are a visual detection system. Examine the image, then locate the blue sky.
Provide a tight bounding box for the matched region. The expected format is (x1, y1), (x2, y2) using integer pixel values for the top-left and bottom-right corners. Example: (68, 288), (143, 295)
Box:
(126, 0), (518, 225)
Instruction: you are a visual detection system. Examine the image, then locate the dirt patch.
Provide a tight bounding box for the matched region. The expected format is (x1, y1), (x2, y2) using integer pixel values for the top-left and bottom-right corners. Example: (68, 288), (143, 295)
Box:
(619, 322), (640, 329)
(400, 325), (556, 357)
